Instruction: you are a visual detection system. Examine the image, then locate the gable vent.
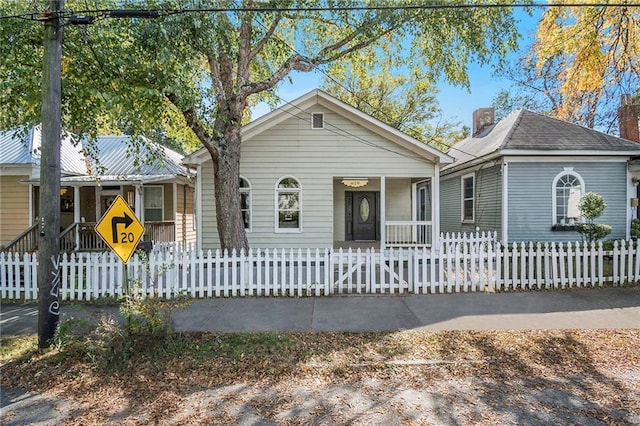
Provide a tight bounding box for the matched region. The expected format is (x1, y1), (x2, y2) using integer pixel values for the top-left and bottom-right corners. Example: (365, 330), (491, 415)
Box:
(311, 112), (324, 129)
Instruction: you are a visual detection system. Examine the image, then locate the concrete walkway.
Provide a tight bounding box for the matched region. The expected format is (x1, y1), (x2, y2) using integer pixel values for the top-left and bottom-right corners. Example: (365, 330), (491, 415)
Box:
(1, 287), (638, 336)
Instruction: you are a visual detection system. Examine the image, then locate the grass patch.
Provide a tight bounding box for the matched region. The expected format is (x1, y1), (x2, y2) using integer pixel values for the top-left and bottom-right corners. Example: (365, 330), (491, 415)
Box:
(0, 335), (38, 364)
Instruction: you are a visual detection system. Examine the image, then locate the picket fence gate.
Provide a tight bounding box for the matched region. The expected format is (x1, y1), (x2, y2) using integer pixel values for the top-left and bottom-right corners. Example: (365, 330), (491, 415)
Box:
(1, 239), (639, 300)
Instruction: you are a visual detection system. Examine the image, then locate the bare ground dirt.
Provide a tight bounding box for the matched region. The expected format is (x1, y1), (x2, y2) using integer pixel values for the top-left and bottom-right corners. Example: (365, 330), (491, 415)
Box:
(2, 329), (639, 425)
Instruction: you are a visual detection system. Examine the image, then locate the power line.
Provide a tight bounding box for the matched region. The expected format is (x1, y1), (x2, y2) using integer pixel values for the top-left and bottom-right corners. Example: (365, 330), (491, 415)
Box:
(2, 3), (640, 22)
(246, 7), (463, 155)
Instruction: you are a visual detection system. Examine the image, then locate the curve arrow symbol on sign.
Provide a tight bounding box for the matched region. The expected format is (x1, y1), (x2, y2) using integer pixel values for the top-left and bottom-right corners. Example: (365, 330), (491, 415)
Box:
(111, 212), (134, 243)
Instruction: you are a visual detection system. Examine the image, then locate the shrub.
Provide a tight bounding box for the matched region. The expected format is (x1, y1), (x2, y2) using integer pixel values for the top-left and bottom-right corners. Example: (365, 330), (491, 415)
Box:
(576, 192), (611, 243)
(631, 218), (640, 239)
(575, 223), (612, 243)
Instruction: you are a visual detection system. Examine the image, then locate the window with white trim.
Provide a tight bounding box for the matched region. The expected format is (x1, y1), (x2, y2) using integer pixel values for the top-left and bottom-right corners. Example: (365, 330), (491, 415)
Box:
(553, 170), (584, 226)
(276, 177), (301, 232)
(461, 174), (475, 222)
(144, 186), (163, 221)
(311, 112), (324, 129)
(239, 177), (251, 231)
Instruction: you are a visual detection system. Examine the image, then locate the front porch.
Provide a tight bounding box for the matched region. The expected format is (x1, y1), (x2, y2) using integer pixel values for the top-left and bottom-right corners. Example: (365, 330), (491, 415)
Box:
(1, 179), (194, 253)
(332, 175), (438, 250)
(333, 221), (433, 250)
(60, 220), (177, 252)
(1, 220), (178, 254)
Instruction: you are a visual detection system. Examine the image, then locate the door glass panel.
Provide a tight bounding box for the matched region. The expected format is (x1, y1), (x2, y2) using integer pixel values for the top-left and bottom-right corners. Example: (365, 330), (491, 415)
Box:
(359, 197), (370, 222)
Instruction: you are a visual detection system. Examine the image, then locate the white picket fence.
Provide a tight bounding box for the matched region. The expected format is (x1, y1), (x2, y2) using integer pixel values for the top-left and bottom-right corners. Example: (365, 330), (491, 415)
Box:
(1, 238), (639, 300)
(440, 231), (497, 245)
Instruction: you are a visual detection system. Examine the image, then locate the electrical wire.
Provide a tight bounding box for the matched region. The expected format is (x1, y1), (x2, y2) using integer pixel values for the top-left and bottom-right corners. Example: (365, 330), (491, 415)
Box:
(2, 3), (640, 21)
(244, 7), (463, 160)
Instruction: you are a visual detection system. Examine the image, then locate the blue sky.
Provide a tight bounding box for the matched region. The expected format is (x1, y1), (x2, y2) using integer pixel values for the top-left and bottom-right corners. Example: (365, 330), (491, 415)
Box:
(253, 7), (544, 131)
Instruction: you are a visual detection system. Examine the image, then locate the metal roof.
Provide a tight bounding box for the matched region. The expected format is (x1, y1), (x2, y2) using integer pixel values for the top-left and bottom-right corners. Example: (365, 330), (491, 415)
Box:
(1, 126), (190, 181)
(85, 135), (189, 178)
(0, 125), (86, 175)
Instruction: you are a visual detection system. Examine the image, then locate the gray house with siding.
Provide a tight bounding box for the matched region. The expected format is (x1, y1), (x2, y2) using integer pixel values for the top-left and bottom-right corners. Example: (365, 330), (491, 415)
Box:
(440, 108), (640, 244)
(183, 89), (453, 251)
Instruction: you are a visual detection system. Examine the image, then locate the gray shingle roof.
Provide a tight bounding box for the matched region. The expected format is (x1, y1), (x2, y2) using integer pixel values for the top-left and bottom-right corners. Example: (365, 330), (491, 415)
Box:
(445, 109), (640, 172)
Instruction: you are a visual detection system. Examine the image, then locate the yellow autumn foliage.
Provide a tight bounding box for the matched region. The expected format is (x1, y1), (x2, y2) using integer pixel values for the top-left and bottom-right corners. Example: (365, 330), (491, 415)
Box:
(533, 2), (639, 126)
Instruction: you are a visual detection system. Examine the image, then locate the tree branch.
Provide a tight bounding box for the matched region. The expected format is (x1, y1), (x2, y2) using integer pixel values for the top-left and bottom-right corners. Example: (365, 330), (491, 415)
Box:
(165, 92), (218, 162)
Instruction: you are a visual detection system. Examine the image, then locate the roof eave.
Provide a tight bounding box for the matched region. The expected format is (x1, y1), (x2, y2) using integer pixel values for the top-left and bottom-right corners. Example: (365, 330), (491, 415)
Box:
(500, 149), (640, 156)
(441, 151), (502, 176)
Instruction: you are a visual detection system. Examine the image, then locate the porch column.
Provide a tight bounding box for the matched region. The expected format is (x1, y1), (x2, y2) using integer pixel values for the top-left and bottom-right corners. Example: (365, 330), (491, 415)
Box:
(136, 185), (144, 222)
(74, 186), (81, 249)
(380, 175), (386, 251)
(94, 186), (100, 220)
(173, 182), (178, 244)
(432, 164), (440, 248)
(73, 186), (81, 223)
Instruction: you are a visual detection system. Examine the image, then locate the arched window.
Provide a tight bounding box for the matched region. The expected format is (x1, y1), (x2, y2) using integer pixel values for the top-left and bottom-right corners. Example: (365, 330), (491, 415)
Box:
(275, 177), (301, 232)
(240, 177), (251, 231)
(553, 169), (585, 226)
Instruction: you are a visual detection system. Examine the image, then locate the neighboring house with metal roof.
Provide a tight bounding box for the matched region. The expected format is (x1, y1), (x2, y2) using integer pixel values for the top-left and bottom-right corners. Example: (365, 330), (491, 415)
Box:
(183, 89), (454, 251)
(440, 108), (640, 244)
(0, 126), (85, 247)
(0, 126), (195, 251)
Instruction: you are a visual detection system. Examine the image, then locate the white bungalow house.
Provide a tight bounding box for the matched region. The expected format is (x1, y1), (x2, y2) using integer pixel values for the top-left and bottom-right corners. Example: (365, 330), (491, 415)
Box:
(182, 89), (453, 251)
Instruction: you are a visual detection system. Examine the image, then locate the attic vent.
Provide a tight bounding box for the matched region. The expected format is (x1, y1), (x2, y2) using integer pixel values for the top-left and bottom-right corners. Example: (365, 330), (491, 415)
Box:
(311, 112), (324, 129)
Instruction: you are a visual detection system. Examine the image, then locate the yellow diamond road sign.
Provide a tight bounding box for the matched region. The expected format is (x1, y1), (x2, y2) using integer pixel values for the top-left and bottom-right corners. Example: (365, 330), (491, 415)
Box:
(95, 195), (145, 263)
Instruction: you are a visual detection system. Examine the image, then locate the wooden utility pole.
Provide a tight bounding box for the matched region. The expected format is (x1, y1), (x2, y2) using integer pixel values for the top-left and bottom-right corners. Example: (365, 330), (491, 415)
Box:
(37, 0), (63, 348)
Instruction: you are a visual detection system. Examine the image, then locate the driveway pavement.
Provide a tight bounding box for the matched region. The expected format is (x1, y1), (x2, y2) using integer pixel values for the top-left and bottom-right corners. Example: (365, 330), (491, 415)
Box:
(1, 287), (638, 336)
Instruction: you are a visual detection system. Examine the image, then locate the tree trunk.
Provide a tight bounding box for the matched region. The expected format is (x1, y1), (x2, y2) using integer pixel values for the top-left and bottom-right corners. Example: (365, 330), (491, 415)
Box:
(212, 99), (249, 252)
(37, 0), (63, 348)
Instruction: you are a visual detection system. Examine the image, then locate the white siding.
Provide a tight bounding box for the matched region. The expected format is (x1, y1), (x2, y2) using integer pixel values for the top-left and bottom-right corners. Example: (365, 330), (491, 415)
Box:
(200, 106), (435, 249)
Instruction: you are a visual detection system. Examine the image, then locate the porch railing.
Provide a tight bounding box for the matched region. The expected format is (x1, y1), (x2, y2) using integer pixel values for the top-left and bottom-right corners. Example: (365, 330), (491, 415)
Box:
(77, 223), (107, 251)
(144, 221), (175, 244)
(75, 221), (175, 250)
(3, 220), (177, 254)
(0, 224), (38, 254)
(385, 221), (432, 247)
(60, 223), (79, 252)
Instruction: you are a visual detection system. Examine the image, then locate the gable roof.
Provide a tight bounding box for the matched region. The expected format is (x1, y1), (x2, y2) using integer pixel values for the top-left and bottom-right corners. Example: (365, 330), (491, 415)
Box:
(444, 109), (640, 173)
(0, 125), (87, 176)
(183, 89), (454, 165)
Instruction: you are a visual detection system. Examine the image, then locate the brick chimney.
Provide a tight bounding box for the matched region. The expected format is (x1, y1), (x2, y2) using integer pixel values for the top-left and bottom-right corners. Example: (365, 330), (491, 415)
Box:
(618, 94), (640, 143)
(472, 107), (495, 136)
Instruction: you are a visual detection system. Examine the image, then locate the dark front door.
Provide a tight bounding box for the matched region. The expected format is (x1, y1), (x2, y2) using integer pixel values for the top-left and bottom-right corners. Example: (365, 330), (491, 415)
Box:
(346, 191), (378, 241)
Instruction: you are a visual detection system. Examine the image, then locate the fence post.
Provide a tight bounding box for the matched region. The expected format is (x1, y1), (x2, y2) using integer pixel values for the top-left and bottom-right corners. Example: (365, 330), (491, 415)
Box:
(613, 240), (620, 285)
(635, 239), (640, 282)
